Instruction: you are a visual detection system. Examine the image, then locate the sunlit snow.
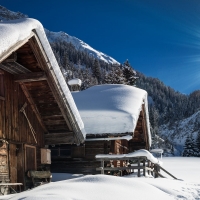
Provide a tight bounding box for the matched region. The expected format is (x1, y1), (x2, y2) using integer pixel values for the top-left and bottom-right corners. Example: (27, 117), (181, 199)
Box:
(0, 157), (200, 200)
(72, 84), (151, 145)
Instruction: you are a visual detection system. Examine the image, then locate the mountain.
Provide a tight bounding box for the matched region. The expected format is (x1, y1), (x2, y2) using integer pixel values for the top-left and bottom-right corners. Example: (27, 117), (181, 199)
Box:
(45, 30), (119, 65)
(1, 5), (200, 156)
(0, 5), (27, 21)
(159, 110), (200, 156)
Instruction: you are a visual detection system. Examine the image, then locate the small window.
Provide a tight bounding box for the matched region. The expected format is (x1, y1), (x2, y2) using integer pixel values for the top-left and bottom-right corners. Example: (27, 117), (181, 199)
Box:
(0, 72), (5, 100)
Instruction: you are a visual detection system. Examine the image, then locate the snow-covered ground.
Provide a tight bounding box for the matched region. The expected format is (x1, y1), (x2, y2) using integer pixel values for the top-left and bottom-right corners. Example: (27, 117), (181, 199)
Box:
(0, 157), (200, 200)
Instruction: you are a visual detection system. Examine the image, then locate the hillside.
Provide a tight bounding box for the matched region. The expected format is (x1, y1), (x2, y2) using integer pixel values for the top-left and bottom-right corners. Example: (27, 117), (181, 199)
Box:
(159, 111), (200, 156)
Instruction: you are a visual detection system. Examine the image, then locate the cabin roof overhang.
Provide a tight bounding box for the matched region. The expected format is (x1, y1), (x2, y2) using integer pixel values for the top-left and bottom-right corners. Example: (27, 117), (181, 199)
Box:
(0, 20), (85, 145)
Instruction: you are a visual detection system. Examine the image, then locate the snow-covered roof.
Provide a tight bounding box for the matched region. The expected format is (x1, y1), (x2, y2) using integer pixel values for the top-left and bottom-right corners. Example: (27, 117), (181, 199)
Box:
(72, 84), (151, 145)
(96, 149), (160, 164)
(68, 78), (82, 86)
(0, 18), (86, 140)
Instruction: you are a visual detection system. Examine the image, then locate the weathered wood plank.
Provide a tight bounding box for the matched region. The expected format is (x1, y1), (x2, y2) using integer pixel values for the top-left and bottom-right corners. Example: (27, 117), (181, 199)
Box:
(45, 132), (75, 145)
(14, 72), (47, 83)
(19, 83), (48, 133)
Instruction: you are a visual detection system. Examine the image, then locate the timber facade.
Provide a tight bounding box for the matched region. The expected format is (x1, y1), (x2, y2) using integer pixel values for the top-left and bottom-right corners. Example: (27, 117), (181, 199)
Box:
(50, 104), (150, 174)
(0, 26), (85, 192)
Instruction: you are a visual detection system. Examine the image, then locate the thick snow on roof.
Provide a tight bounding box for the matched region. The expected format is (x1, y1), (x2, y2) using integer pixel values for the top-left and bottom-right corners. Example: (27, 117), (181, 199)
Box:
(96, 149), (159, 164)
(72, 84), (151, 145)
(68, 78), (82, 86)
(0, 18), (86, 138)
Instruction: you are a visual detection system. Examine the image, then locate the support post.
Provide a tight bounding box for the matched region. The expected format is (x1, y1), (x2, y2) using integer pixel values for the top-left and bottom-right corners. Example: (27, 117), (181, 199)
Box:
(101, 160), (104, 174)
(148, 161), (150, 175)
(143, 159), (145, 176)
(137, 159), (140, 177)
(151, 162), (154, 176)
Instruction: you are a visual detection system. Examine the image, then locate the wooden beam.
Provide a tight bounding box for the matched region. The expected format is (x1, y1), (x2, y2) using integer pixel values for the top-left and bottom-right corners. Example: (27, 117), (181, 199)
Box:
(45, 132), (75, 144)
(142, 104), (149, 150)
(19, 83), (48, 133)
(28, 36), (73, 132)
(28, 37), (46, 70)
(30, 34), (84, 144)
(14, 72), (47, 83)
(3, 52), (17, 63)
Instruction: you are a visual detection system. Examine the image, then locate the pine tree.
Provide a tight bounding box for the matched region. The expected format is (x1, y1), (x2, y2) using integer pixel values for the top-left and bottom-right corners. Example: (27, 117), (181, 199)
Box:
(182, 134), (196, 157)
(92, 59), (101, 84)
(122, 60), (137, 86)
(196, 131), (200, 157)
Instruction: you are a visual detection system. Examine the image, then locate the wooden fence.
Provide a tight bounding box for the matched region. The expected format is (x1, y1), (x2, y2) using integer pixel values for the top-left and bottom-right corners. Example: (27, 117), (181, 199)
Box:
(96, 156), (177, 179)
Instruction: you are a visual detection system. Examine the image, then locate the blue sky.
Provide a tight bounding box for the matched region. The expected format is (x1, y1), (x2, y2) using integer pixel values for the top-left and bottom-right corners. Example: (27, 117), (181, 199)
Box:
(1, 0), (200, 94)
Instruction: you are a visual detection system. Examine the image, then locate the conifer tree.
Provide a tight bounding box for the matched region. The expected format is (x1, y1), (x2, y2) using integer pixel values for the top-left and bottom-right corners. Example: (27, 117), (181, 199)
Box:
(196, 131), (200, 156)
(182, 134), (196, 157)
(122, 60), (137, 86)
(92, 59), (101, 84)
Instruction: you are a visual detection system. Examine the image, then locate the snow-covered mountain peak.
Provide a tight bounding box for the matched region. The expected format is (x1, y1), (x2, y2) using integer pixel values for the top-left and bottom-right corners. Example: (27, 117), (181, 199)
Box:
(0, 5), (28, 21)
(45, 29), (120, 65)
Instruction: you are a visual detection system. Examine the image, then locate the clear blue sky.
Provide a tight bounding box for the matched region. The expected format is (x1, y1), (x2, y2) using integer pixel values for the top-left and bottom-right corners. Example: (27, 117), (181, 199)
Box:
(1, 0), (200, 94)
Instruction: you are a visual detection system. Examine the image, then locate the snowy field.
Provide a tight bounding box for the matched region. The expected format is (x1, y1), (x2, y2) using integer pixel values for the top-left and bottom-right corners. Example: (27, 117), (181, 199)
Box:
(0, 157), (200, 200)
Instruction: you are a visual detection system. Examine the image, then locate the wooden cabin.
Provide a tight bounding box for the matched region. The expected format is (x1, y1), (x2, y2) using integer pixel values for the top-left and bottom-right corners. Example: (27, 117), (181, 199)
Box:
(0, 18), (85, 191)
(51, 84), (151, 174)
(68, 78), (82, 91)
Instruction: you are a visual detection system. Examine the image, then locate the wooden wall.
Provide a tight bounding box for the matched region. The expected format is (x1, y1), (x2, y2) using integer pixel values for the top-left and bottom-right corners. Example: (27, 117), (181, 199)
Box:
(50, 140), (130, 174)
(0, 70), (45, 189)
(0, 70), (44, 145)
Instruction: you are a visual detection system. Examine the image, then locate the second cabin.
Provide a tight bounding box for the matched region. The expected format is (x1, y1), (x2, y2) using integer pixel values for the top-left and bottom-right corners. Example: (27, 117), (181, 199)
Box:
(50, 84), (151, 174)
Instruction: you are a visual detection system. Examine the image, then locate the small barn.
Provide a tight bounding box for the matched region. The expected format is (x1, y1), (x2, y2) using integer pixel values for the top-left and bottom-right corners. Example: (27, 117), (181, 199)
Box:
(51, 84), (151, 174)
(0, 18), (85, 191)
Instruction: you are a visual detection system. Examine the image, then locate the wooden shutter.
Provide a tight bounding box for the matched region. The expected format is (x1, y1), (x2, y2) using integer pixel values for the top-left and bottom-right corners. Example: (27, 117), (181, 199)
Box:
(24, 145), (36, 172)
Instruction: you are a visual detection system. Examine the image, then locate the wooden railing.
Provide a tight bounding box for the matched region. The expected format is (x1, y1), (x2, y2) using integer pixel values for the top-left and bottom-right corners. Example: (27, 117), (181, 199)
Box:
(96, 156), (177, 179)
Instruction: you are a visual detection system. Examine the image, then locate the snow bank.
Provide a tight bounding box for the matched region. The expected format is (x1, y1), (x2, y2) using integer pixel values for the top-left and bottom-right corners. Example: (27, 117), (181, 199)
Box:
(0, 175), (174, 200)
(0, 18), (86, 138)
(72, 84), (151, 145)
(96, 149), (159, 164)
(1, 158), (200, 200)
(2, 174), (200, 200)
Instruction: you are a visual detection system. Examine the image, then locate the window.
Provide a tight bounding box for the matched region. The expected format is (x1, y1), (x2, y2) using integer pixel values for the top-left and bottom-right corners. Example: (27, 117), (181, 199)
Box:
(0, 72), (5, 100)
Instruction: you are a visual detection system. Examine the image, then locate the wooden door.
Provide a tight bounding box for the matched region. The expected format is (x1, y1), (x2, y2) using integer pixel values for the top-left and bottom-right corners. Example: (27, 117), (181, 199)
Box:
(24, 145), (36, 172)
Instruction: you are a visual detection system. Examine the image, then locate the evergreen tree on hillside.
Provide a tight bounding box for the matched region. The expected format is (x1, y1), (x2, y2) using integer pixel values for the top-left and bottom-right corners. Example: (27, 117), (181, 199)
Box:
(104, 67), (125, 84)
(196, 131), (200, 156)
(149, 105), (159, 136)
(122, 60), (137, 86)
(112, 67), (126, 84)
(92, 59), (101, 83)
(182, 134), (197, 157)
